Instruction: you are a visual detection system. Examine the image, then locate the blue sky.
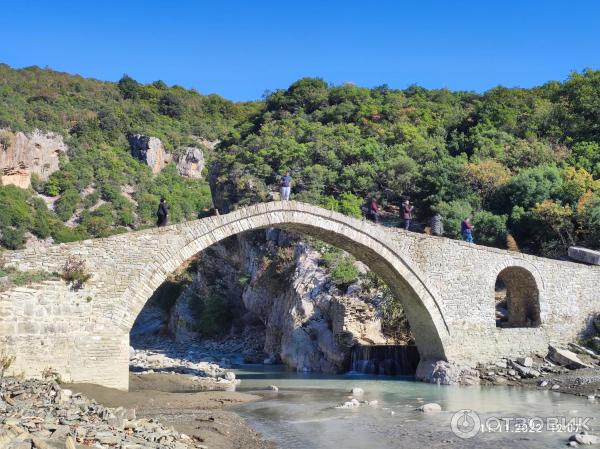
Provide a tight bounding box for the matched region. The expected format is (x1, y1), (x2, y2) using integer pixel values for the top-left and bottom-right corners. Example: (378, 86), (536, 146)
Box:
(1, 1), (599, 101)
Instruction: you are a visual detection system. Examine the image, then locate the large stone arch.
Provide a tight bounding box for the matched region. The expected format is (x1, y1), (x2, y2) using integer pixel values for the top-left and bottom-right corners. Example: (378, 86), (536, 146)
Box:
(115, 202), (451, 361)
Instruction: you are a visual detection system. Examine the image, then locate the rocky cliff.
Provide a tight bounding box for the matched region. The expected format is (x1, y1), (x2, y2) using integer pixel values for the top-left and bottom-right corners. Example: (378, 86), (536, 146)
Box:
(127, 134), (171, 174)
(0, 129), (67, 188)
(131, 229), (397, 373)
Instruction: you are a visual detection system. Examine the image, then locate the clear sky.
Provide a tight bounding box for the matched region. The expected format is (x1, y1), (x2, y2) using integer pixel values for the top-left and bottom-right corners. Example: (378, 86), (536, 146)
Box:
(1, 1), (599, 101)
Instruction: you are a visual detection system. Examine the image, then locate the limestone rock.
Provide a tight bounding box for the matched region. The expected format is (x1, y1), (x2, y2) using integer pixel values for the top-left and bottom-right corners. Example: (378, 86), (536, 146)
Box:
(416, 359), (480, 385)
(570, 432), (600, 445)
(336, 398), (360, 409)
(176, 147), (204, 178)
(548, 346), (592, 369)
(350, 387), (364, 396)
(0, 129), (67, 188)
(568, 247), (600, 265)
(127, 134), (170, 174)
(418, 403), (442, 413)
(516, 356), (533, 367)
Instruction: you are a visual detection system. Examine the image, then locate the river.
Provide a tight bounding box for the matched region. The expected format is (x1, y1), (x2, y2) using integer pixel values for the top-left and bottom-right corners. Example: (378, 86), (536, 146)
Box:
(231, 365), (600, 449)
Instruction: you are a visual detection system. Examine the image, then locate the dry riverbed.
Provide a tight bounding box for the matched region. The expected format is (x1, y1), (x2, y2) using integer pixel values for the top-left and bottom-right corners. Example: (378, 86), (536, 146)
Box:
(68, 373), (276, 449)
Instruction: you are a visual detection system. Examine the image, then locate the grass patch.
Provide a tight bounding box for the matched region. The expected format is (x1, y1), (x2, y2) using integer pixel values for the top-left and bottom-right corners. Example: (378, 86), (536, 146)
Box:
(0, 265), (59, 291)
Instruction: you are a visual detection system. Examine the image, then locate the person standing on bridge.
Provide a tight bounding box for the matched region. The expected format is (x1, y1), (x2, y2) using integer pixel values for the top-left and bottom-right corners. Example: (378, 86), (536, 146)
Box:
(368, 197), (380, 223)
(400, 199), (414, 231)
(157, 198), (168, 227)
(280, 171), (292, 201)
(461, 217), (474, 243)
(430, 213), (444, 236)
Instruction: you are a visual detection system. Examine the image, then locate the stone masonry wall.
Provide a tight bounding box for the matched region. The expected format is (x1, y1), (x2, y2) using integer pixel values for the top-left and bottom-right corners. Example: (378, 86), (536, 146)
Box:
(0, 201), (598, 390)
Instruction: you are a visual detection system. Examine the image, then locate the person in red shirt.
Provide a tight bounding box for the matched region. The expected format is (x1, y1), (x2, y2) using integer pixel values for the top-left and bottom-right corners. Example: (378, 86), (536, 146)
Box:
(368, 197), (379, 223)
(401, 199), (414, 231)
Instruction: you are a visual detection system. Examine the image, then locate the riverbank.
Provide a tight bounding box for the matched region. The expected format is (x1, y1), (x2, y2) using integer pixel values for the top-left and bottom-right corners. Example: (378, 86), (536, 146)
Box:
(476, 345), (600, 399)
(69, 373), (276, 449)
(0, 374), (275, 449)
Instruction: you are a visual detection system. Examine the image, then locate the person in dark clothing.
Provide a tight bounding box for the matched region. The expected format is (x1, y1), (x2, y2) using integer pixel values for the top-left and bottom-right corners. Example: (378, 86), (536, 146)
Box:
(368, 197), (380, 223)
(430, 213), (444, 236)
(157, 198), (168, 227)
(400, 199), (414, 231)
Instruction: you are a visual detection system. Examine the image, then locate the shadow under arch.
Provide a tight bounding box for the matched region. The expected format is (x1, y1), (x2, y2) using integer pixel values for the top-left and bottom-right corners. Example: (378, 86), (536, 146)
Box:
(117, 202), (451, 362)
(496, 265), (541, 328)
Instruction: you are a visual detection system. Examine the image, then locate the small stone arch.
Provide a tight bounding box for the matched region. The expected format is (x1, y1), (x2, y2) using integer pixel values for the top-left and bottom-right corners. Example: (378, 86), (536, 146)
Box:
(495, 266), (541, 328)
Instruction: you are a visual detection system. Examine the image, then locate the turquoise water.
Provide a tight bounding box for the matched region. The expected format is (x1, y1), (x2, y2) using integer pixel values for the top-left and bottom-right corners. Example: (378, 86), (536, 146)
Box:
(232, 365), (600, 449)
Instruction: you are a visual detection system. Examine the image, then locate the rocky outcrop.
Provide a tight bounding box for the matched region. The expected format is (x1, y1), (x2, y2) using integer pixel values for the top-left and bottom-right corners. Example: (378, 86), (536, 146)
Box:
(176, 147), (205, 178)
(0, 129), (67, 188)
(416, 359), (480, 385)
(127, 134), (171, 174)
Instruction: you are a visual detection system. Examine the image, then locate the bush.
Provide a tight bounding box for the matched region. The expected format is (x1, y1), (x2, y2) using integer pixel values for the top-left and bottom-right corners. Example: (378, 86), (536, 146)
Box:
(337, 192), (363, 218)
(118, 74), (140, 100)
(60, 256), (92, 290)
(55, 189), (80, 221)
(0, 185), (32, 249)
(51, 223), (88, 243)
(158, 92), (185, 118)
(322, 248), (359, 287)
(472, 211), (508, 247)
(191, 293), (233, 337)
(330, 257), (359, 286)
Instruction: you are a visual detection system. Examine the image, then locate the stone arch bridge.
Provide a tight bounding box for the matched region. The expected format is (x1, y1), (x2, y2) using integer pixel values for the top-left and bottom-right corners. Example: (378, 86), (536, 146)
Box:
(1, 201), (598, 390)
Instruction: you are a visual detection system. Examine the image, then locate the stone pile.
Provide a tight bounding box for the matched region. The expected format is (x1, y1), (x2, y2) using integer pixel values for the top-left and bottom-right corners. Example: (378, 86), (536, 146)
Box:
(0, 377), (205, 449)
(129, 347), (239, 391)
(477, 345), (599, 386)
(478, 356), (567, 385)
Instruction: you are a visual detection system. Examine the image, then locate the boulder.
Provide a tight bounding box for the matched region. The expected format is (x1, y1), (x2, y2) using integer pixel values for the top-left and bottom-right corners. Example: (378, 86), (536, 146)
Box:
(418, 403), (442, 413)
(350, 387), (364, 396)
(516, 357), (533, 367)
(548, 346), (592, 369)
(0, 129), (67, 188)
(128, 134), (170, 174)
(175, 147), (204, 178)
(568, 247), (600, 265)
(336, 398), (361, 409)
(416, 359), (480, 385)
(570, 433), (600, 445)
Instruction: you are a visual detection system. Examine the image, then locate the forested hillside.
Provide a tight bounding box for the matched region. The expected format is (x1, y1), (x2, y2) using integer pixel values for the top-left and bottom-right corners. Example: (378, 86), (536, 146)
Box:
(1, 64), (600, 258)
(213, 73), (600, 257)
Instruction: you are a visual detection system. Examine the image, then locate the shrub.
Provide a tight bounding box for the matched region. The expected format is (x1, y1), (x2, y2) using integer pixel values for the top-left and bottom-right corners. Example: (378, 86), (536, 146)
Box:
(321, 248), (359, 288)
(55, 189), (80, 221)
(0, 349), (15, 380)
(472, 211), (508, 247)
(191, 293), (233, 337)
(158, 92), (185, 118)
(51, 223), (88, 243)
(337, 192), (363, 218)
(118, 74), (140, 100)
(330, 257), (359, 286)
(60, 256), (92, 290)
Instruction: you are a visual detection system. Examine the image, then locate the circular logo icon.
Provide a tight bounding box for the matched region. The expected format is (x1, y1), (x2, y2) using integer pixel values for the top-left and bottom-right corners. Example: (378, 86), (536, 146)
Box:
(451, 409), (481, 439)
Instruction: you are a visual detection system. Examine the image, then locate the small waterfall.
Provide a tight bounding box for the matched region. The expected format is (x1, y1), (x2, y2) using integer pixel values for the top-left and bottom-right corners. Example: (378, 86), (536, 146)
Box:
(349, 344), (420, 375)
